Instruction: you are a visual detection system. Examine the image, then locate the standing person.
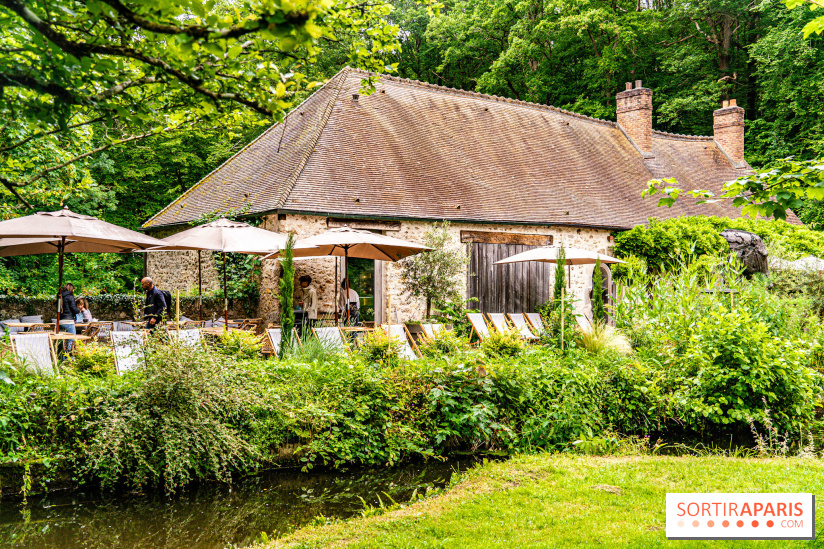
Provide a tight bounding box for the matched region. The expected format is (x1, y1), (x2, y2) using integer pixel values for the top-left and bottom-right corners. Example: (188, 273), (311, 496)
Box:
(297, 275), (318, 329)
(59, 283), (81, 351)
(141, 277), (167, 330)
(338, 279), (360, 326)
(77, 298), (93, 322)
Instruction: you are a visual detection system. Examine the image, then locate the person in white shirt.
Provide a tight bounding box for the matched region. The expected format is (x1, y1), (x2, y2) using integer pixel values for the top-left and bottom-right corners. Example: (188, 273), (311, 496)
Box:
(298, 275), (318, 328)
(338, 279), (360, 326)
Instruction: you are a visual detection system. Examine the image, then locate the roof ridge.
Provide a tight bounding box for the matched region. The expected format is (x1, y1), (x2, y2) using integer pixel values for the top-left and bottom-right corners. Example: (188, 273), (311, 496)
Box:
(273, 67), (350, 209)
(346, 68), (618, 128)
(652, 129), (713, 141)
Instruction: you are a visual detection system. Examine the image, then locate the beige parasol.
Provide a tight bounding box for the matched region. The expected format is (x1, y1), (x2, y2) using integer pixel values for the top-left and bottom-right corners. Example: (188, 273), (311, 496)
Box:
(0, 208), (167, 331)
(145, 218), (316, 323)
(265, 227), (431, 324)
(494, 246), (625, 266)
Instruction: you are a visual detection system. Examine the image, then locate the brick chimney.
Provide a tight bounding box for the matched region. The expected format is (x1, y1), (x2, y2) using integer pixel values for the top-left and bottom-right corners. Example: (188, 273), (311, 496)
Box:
(616, 80), (653, 156)
(713, 99), (746, 167)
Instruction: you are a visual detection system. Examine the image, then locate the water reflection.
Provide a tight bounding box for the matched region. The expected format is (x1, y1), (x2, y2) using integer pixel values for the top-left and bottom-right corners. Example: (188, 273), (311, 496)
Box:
(0, 459), (477, 549)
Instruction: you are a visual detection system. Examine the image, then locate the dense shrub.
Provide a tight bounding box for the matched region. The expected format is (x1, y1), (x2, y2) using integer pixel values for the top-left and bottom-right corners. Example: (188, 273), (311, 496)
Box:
(217, 329), (262, 359)
(418, 329), (467, 358)
(360, 329), (403, 365)
(480, 328), (526, 357)
(70, 342), (115, 375)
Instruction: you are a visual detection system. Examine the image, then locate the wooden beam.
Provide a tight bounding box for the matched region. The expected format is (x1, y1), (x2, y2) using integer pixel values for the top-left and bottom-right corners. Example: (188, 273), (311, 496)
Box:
(460, 231), (553, 246)
(327, 218), (401, 231)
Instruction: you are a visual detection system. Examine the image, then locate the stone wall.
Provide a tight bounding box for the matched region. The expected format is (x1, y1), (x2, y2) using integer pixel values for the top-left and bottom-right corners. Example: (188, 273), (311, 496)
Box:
(257, 215), (612, 323)
(145, 250), (220, 294)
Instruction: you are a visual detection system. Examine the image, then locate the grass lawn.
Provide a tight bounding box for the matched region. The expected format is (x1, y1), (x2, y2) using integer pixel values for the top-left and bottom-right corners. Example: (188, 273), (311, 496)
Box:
(260, 454), (824, 548)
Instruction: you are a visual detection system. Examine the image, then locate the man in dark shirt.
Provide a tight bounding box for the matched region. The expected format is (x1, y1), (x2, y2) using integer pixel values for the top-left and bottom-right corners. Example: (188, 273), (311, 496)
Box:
(141, 277), (167, 330)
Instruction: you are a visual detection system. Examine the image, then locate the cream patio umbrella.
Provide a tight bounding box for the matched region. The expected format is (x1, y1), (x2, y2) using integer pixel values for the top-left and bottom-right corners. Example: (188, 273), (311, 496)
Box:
(0, 208), (167, 332)
(144, 218), (316, 326)
(266, 227), (431, 324)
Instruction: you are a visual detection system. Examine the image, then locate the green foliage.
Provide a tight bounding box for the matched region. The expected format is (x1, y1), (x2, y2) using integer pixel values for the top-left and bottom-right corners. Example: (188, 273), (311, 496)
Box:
(86, 340), (260, 493)
(432, 297), (478, 339)
(399, 222), (469, 318)
(217, 330), (263, 360)
(360, 329), (404, 365)
(613, 216), (824, 276)
(577, 323), (632, 356)
(418, 328), (467, 358)
(553, 245), (566, 303)
(480, 329), (526, 358)
(278, 233), (296, 356)
(592, 259), (605, 322)
(70, 342), (115, 376)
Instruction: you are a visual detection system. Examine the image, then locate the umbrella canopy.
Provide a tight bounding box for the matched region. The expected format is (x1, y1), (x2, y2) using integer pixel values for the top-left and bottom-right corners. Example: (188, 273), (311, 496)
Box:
(494, 246), (625, 266)
(0, 208), (165, 249)
(0, 237), (139, 257)
(146, 217), (307, 255)
(270, 227), (430, 261)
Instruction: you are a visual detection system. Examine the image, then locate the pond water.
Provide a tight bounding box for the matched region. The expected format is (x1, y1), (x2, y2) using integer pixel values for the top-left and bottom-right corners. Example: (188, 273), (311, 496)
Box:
(0, 458), (482, 549)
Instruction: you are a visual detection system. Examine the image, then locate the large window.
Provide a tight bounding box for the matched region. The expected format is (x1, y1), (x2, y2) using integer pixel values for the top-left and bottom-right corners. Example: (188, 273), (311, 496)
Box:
(347, 257), (375, 322)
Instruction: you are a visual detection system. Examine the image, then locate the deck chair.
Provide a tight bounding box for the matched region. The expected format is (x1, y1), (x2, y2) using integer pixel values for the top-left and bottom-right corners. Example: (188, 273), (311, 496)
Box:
(264, 327), (301, 356)
(525, 313), (546, 334)
(421, 323), (446, 340)
(508, 313), (539, 340)
(10, 333), (57, 376)
(169, 328), (203, 348)
(182, 320), (206, 329)
(83, 321), (114, 340)
(486, 313), (510, 333)
(312, 326), (348, 352)
(111, 331), (144, 375)
(576, 314), (593, 333)
(466, 313), (491, 342)
(384, 325), (420, 360)
(28, 323), (56, 333)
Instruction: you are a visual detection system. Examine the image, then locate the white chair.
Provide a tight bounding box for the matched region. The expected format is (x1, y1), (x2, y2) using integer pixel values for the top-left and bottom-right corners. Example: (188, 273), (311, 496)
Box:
(466, 313), (491, 341)
(312, 327), (348, 352)
(576, 314), (593, 333)
(486, 313), (509, 333)
(508, 313), (539, 340)
(10, 333), (56, 376)
(525, 313), (545, 334)
(421, 323), (446, 340)
(169, 328), (202, 348)
(384, 325), (420, 360)
(111, 331), (144, 374)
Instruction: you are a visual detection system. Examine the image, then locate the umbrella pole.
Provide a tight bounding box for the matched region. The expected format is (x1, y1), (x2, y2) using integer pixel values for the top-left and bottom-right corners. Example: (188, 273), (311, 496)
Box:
(55, 237), (65, 334)
(335, 257), (339, 326)
(198, 250), (203, 321)
(223, 252), (228, 333)
(345, 248), (351, 325)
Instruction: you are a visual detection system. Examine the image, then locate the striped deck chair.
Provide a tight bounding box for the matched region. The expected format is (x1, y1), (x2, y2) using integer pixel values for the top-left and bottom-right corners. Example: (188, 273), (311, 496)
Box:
(576, 314), (593, 333)
(10, 333), (56, 376)
(312, 326), (348, 352)
(384, 325), (420, 360)
(111, 331), (144, 375)
(421, 323), (446, 340)
(508, 313), (539, 340)
(264, 327), (301, 356)
(466, 313), (491, 342)
(169, 328), (203, 348)
(486, 313), (510, 333)
(525, 313), (546, 334)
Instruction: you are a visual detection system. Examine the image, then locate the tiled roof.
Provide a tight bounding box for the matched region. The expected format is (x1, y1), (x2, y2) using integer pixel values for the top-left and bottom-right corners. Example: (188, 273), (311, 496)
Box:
(144, 68), (763, 230)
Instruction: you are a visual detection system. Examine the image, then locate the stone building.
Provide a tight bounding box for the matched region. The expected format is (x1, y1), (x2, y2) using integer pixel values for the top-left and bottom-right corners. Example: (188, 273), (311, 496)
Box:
(143, 68), (751, 323)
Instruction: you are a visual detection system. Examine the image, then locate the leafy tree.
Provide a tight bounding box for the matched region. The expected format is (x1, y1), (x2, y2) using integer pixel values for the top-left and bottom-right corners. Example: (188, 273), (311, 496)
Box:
(399, 221), (468, 318)
(592, 258), (605, 323)
(553, 244), (566, 304)
(0, 0), (402, 214)
(278, 232), (296, 356)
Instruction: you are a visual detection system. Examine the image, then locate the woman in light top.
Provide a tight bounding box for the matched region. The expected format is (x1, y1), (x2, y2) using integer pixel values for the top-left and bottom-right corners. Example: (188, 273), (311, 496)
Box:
(77, 297), (93, 322)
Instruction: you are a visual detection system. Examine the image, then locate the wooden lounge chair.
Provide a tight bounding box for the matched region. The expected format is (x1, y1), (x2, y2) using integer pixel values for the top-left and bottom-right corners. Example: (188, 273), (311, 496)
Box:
(10, 333), (57, 376)
(524, 313), (546, 334)
(486, 313), (510, 333)
(182, 320), (206, 329)
(466, 313), (491, 342)
(169, 328), (203, 348)
(28, 323), (56, 333)
(421, 323), (446, 340)
(312, 326), (348, 352)
(83, 321), (114, 340)
(508, 313), (539, 340)
(111, 331), (144, 375)
(383, 325), (420, 360)
(264, 327), (302, 356)
(576, 314), (593, 333)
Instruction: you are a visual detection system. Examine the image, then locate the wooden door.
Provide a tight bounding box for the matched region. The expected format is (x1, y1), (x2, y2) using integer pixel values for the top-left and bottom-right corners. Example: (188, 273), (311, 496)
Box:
(467, 243), (554, 314)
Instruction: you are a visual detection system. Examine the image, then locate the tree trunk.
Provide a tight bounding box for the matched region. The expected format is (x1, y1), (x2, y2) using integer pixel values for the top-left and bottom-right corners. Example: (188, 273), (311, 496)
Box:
(426, 297), (431, 320)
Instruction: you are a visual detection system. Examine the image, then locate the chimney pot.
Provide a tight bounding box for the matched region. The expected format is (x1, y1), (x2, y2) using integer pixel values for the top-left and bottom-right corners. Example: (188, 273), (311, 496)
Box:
(722, 100), (729, 108)
(616, 82), (653, 154)
(714, 99), (745, 166)
(625, 82), (632, 90)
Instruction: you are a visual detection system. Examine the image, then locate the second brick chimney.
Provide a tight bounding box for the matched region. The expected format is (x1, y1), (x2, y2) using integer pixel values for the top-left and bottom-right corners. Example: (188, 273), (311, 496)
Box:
(616, 80), (653, 157)
(713, 99), (746, 168)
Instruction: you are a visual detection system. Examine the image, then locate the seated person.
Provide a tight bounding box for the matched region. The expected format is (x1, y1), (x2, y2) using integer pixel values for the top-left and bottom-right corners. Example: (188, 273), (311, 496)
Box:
(338, 280), (360, 326)
(77, 298), (93, 322)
